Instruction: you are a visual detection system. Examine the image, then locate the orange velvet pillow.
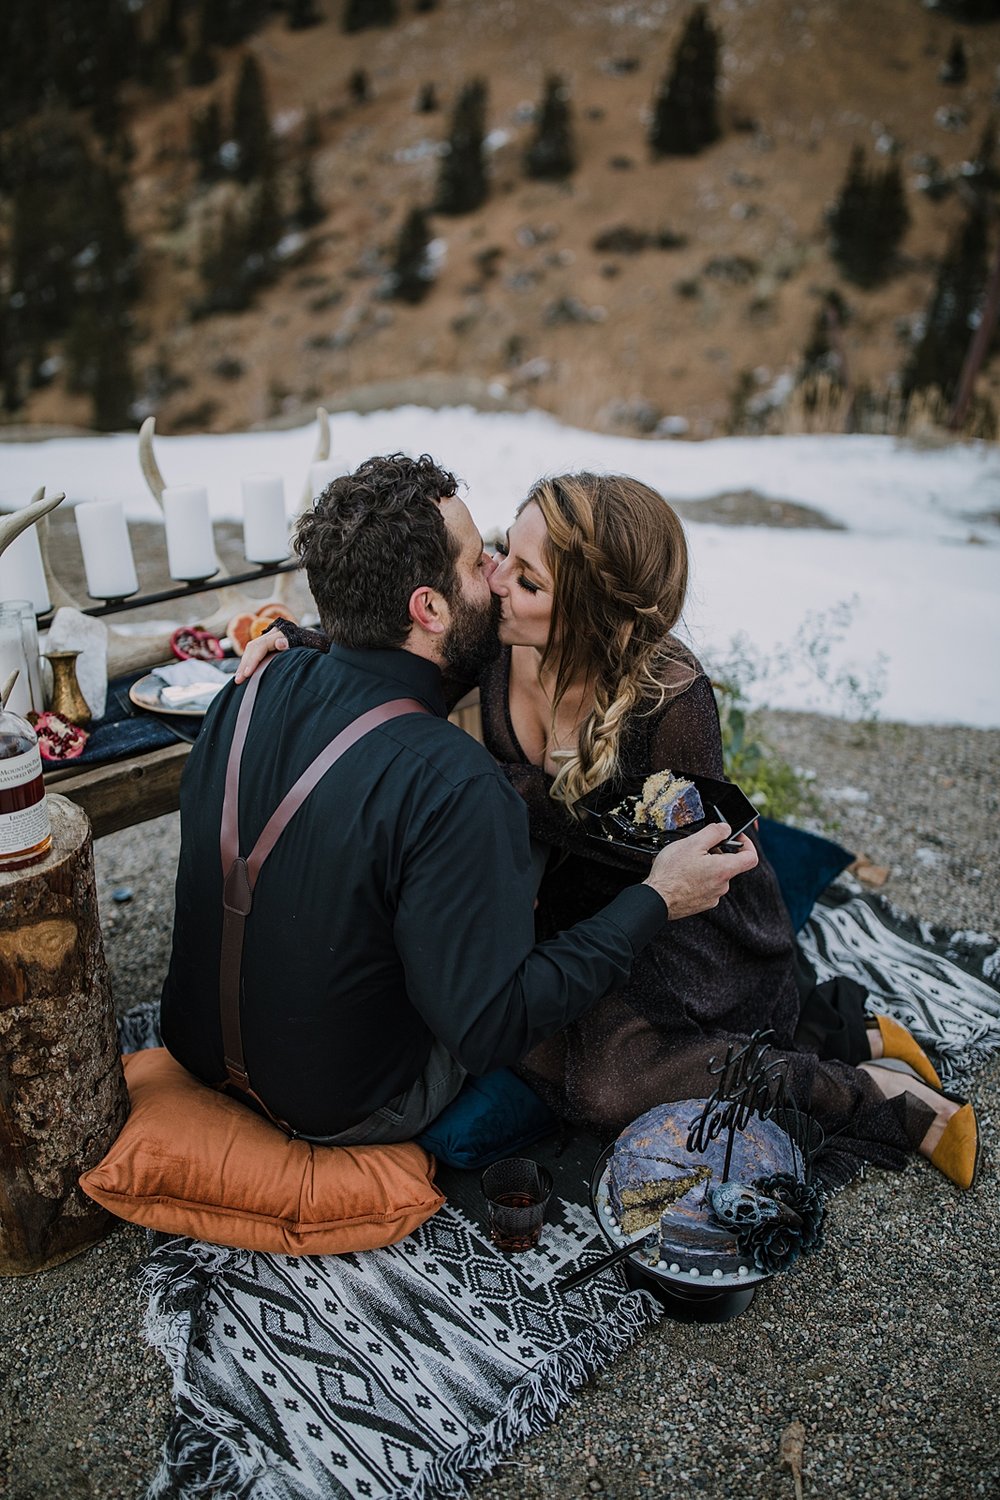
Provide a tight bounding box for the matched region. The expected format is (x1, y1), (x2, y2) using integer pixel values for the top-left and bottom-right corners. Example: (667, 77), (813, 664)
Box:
(80, 1048), (444, 1255)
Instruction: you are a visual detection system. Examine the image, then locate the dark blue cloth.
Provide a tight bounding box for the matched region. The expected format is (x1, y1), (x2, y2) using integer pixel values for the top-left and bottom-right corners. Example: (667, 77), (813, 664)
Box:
(756, 817), (854, 932)
(417, 1069), (556, 1168)
(65, 670), (202, 765)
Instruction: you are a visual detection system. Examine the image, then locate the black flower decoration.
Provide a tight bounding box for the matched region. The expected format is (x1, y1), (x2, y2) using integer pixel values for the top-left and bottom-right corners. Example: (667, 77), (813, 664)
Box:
(754, 1173), (825, 1255)
(745, 1221), (803, 1274)
(715, 1172), (826, 1275)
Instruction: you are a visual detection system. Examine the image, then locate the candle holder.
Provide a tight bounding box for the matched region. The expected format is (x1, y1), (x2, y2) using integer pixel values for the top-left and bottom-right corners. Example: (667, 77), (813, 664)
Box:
(57, 559), (301, 620)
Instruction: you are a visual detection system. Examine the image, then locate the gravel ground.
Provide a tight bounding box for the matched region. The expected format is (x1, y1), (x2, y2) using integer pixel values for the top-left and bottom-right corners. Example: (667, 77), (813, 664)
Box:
(2, 710), (998, 1500)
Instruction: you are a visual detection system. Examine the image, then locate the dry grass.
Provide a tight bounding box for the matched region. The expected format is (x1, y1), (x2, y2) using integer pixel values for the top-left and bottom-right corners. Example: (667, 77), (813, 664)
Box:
(12, 0), (1000, 439)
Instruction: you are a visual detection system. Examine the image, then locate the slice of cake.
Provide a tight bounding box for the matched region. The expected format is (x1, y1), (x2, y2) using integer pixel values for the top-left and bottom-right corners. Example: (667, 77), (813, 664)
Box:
(606, 1100), (799, 1280)
(630, 771), (704, 833)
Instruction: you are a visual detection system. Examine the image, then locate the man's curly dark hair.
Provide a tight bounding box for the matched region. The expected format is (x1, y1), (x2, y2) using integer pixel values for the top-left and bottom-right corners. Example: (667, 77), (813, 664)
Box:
(294, 453), (462, 647)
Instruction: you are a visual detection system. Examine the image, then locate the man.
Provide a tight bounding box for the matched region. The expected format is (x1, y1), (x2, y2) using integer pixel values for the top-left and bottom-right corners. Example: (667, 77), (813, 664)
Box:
(161, 453), (756, 1142)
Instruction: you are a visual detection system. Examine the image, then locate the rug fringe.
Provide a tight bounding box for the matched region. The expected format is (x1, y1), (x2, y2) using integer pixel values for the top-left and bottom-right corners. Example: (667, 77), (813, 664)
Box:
(118, 1000), (162, 1054)
(141, 1239), (272, 1500)
(400, 1288), (663, 1500)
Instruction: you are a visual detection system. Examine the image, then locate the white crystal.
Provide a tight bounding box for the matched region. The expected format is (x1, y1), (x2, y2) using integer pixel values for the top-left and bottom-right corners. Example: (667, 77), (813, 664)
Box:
(738, 1265), (749, 1277)
(712, 1269), (723, 1279)
(669, 1263), (680, 1274)
(689, 1267), (700, 1278)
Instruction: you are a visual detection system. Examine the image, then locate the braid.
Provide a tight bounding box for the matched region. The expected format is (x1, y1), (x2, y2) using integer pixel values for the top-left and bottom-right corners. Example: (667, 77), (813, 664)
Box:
(525, 473), (695, 818)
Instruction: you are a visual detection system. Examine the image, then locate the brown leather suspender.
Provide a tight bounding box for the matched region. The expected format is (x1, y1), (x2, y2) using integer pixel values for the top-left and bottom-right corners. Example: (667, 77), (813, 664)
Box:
(217, 653), (429, 1133)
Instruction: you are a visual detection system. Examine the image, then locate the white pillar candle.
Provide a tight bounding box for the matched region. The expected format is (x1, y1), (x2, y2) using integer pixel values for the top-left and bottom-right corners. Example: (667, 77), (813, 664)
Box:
(309, 460), (345, 500)
(162, 485), (218, 582)
(75, 499), (139, 600)
(241, 474), (289, 564)
(0, 518), (51, 615)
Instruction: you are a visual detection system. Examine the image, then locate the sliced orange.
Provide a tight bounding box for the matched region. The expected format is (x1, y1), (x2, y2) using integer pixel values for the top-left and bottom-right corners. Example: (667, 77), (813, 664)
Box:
(226, 612), (258, 652)
(254, 602), (298, 625)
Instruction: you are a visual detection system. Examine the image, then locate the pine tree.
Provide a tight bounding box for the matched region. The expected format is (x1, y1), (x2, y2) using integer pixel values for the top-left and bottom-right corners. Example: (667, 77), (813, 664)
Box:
(342, 0), (397, 33)
(187, 6), (219, 89)
(649, 4), (720, 157)
(158, 0), (188, 55)
(199, 202), (253, 312)
(288, 0), (322, 28)
(904, 203), (990, 402)
(0, 304), (25, 413)
(935, 0), (1000, 18)
(388, 207), (434, 302)
(524, 75), (575, 181)
(198, 0), (268, 48)
(231, 52), (272, 183)
(192, 99), (224, 181)
(828, 146), (909, 287)
(800, 290), (850, 385)
(435, 79), (488, 215)
(92, 314), (136, 432)
(349, 69), (371, 105)
(293, 158), (325, 227)
(303, 106), (322, 149)
(967, 116), (999, 194)
(246, 165), (283, 260)
(940, 36), (968, 85)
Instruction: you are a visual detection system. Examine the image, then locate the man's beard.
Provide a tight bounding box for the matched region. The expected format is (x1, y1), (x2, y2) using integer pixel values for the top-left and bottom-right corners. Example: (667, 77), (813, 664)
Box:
(443, 591), (502, 679)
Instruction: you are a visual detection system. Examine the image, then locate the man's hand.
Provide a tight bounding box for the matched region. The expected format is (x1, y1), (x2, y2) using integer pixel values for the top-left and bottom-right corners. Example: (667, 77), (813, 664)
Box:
(643, 824), (758, 919)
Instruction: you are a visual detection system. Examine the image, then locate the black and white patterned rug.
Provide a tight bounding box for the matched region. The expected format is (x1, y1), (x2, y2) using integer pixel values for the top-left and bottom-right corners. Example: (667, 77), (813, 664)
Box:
(128, 890), (1000, 1500)
(141, 1192), (660, 1500)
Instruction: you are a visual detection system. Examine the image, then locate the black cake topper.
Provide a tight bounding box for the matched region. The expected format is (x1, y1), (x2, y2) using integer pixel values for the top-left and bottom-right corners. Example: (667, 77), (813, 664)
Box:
(686, 1029), (793, 1185)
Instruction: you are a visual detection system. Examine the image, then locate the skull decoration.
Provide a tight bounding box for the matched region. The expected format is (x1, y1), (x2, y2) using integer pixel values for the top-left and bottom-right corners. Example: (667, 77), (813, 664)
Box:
(709, 1180), (803, 1231)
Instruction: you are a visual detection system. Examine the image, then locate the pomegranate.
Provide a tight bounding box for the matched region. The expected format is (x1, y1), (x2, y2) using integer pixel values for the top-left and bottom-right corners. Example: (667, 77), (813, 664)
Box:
(170, 627), (224, 663)
(35, 712), (89, 762)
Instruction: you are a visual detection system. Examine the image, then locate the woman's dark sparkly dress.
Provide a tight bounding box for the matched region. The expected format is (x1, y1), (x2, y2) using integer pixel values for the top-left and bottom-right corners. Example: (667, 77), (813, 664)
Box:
(477, 647), (911, 1182)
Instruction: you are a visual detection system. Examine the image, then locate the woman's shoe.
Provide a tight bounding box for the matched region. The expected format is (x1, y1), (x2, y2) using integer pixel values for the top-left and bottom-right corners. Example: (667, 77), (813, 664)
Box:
(861, 1059), (981, 1191)
(930, 1101), (981, 1192)
(866, 1013), (941, 1090)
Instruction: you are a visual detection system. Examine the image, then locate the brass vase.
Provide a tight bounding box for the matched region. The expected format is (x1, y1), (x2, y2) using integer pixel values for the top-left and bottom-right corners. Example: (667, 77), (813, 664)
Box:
(43, 649), (92, 728)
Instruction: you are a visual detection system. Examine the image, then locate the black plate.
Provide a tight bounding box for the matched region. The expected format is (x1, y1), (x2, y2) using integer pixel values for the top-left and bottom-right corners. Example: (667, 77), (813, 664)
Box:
(576, 771), (758, 859)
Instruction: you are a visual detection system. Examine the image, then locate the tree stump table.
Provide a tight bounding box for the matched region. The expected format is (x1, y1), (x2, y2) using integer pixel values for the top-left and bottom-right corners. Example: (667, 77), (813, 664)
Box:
(0, 795), (129, 1275)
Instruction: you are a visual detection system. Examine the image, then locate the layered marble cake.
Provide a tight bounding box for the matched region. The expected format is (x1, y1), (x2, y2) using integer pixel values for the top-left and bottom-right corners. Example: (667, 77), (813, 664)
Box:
(606, 1100), (798, 1281)
(630, 770), (704, 833)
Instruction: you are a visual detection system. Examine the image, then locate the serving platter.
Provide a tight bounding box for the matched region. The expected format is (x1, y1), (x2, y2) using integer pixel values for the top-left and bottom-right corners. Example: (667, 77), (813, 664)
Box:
(128, 659), (239, 719)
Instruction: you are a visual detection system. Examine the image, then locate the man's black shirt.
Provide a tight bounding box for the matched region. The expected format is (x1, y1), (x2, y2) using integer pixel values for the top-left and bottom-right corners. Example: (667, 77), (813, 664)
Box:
(161, 643), (666, 1137)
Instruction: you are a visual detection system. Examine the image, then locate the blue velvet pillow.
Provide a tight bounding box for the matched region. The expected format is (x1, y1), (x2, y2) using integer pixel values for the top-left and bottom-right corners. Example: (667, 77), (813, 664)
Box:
(756, 817), (854, 933)
(417, 1069), (556, 1169)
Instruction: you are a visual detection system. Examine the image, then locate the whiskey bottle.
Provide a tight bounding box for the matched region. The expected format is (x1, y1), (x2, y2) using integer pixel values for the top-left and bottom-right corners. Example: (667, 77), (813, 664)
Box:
(0, 701), (52, 871)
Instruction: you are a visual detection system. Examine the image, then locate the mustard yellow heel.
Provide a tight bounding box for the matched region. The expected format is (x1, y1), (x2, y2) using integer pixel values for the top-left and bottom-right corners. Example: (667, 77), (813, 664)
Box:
(868, 1014), (941, 1090)
(863, 1058), (981, 1192)
(930, 1101), (981, 1192)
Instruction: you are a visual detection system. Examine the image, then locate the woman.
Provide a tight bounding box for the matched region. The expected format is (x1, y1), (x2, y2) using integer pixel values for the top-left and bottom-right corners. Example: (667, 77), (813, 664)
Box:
(241, 471), (979, 1190)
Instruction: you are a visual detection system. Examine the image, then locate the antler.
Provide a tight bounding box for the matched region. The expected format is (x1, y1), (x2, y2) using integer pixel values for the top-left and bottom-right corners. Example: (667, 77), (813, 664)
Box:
(0, 487), (65, 559)
(138, 416), (167, 509)
(298, 405), (331, 514)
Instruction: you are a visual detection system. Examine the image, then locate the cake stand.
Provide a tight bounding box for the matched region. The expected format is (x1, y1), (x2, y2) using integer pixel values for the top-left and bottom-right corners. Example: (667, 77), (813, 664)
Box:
(588, 1147), (769, 1324)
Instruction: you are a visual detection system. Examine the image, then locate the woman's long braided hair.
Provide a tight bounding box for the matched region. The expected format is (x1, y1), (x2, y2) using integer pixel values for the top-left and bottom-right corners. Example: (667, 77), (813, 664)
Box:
(527, 472), (695, 814)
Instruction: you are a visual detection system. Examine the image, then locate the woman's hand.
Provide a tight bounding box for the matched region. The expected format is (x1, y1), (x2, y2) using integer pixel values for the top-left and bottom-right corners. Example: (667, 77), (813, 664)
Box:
(234, 627), (288, 684)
